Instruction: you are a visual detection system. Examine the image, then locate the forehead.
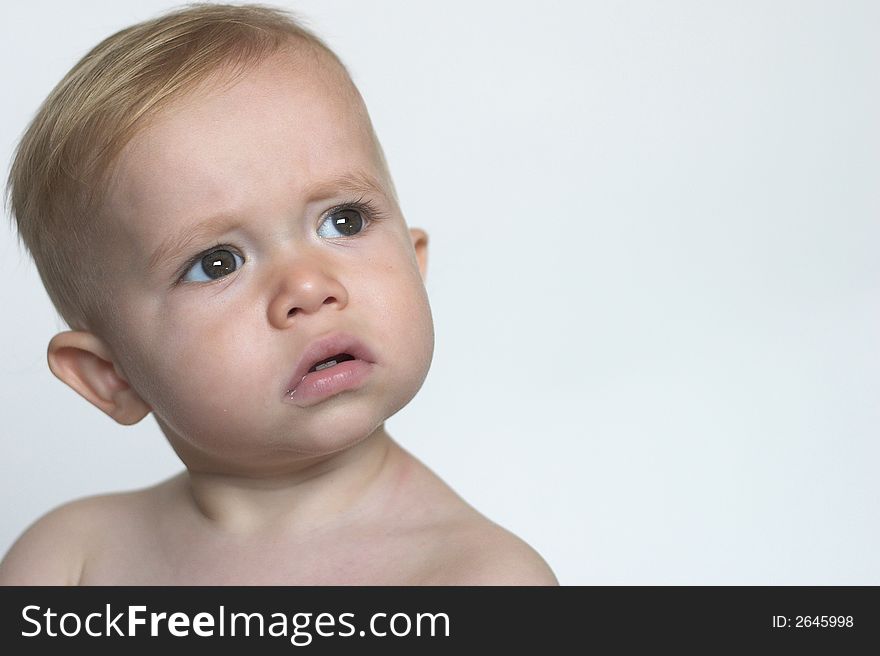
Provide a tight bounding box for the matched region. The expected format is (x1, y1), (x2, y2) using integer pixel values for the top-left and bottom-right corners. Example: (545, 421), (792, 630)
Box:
(104, 49), (382, 240)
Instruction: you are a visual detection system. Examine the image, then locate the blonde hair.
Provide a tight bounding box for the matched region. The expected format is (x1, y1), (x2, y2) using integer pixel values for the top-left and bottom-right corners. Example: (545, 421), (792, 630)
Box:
(6, 2), (388, 334)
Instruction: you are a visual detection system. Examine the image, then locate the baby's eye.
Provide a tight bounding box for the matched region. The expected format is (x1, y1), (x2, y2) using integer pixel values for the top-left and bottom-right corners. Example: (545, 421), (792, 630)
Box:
(317, 207), (365, 238)
(182, 248), (244, 283)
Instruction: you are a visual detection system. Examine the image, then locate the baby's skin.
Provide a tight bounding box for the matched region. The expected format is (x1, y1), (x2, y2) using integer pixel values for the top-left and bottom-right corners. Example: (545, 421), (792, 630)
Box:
(1, 429), (555, 584)
(0, 44), (556, 585)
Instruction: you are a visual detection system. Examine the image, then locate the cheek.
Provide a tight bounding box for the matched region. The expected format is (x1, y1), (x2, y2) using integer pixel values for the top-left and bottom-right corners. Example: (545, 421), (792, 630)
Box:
(366, 257), (435, 389)
(127, 311), (276, 443)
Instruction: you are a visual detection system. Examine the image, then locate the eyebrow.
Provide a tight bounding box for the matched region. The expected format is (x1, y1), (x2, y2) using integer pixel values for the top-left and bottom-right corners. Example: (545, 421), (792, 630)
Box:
(146, 170), (389, 276)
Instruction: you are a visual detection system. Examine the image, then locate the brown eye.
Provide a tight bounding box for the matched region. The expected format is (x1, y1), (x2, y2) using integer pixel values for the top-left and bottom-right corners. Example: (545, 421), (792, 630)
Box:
(318, 208), (364, 238)
(202, 249), (237, 277)
(182, 248), (243, 283)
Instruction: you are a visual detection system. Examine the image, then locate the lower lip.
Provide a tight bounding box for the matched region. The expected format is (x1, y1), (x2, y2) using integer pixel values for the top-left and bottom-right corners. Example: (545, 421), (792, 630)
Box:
(285, 359), (373, 406)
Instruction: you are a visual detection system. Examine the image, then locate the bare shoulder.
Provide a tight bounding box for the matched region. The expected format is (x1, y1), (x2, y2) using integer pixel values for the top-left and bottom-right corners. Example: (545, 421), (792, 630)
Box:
(426, 517), (559, 586)
(0, 481), (170, 586)
(0, 496), (104, 585)
(390, 448), (557, 585)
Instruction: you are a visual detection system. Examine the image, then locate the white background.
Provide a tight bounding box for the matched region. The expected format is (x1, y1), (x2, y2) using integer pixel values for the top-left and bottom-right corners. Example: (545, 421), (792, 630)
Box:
(1, 1), (878, 584)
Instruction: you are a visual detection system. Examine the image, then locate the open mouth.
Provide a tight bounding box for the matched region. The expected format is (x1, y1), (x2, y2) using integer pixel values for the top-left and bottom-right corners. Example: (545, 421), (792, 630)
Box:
(307, 353), (356, 373)
(284, 332), (378, 401)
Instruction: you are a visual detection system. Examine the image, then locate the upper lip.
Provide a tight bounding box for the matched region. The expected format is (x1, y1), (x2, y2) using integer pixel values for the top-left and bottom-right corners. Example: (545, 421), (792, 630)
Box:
(285, 331), (376, 395)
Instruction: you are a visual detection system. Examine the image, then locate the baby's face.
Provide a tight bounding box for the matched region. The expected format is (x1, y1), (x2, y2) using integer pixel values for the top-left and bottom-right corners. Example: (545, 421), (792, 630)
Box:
(97, 49), (433, 471)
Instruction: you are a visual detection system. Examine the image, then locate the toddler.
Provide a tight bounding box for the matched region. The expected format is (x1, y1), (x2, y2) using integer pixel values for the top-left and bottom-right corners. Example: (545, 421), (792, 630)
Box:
(0, 3), (557, 585)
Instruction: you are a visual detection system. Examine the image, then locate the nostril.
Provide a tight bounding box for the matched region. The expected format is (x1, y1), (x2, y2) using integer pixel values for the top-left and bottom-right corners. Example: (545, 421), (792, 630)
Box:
(287, 297), (334, 317)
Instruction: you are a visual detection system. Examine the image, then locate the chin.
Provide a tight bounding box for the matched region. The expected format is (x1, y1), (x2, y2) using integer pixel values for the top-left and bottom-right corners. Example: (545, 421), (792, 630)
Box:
(282, 397), (388, 456)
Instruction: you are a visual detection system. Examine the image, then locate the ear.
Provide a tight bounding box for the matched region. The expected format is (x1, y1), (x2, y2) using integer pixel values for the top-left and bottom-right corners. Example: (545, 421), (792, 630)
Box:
(47, 331), (151, 426)
(409, 228), (429, 281)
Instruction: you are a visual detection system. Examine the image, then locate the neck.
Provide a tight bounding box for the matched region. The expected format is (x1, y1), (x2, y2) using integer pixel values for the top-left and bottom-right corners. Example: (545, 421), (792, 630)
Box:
(182, 425), (402, 535)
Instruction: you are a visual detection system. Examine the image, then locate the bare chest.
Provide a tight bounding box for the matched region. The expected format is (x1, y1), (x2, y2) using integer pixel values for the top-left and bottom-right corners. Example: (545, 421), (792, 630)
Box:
(80, 526), (441, 585)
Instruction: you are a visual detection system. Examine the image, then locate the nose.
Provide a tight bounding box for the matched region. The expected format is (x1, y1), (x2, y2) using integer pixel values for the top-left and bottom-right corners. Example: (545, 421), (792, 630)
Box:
(267, 251), (349, 328)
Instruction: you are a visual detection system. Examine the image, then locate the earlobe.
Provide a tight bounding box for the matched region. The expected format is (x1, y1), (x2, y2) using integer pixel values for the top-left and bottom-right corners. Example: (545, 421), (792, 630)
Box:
(47, 331), (151, 426)
(409, 228), (429, 280)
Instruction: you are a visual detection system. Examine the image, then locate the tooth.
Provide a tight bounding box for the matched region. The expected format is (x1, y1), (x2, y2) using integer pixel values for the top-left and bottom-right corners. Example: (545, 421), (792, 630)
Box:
(315, 359), (338, 371)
